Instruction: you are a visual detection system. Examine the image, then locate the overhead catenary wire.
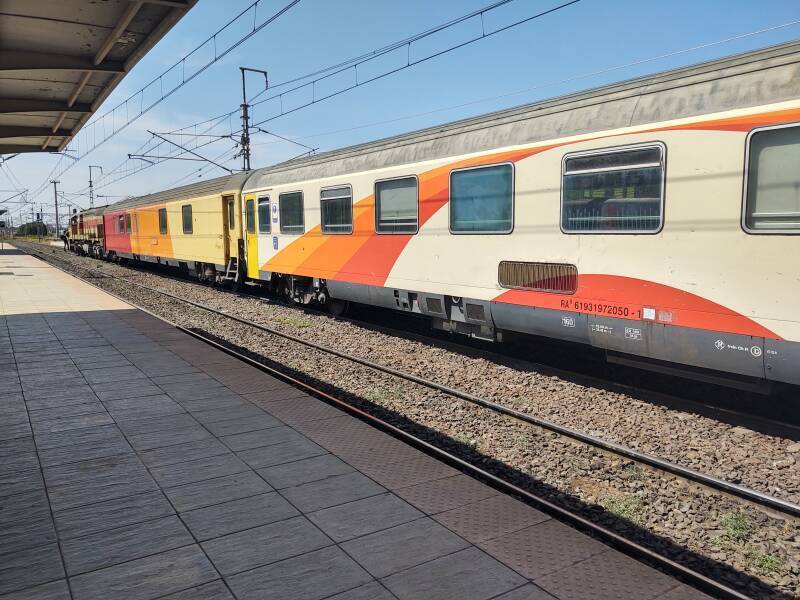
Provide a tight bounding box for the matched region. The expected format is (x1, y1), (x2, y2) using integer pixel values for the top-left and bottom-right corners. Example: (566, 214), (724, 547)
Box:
(26, 0), (303, 204)
(82, 16), (800, 203)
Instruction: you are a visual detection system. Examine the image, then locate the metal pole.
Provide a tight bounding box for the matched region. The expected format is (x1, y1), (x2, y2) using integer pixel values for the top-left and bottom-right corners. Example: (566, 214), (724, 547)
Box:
(240, 67), (251, 172)
(89, 165), (103, 208)
(239, 67), (268, 172)
(50, 180), (60, 236)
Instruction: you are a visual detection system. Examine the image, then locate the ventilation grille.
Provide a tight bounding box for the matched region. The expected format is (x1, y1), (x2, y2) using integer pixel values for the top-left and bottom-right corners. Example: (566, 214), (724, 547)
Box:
(425, 297), (444, 314)
(498, 261), (578, 294)
(465, 303), (486, 321)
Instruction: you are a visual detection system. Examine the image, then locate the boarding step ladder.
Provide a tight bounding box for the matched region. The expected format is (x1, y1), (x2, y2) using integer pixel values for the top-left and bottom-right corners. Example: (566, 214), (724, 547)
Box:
(223, 256), (239, 282)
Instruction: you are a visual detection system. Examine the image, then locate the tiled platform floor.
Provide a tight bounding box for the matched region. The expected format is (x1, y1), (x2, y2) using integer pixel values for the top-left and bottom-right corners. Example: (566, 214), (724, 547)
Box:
(0, 247), (710, 599)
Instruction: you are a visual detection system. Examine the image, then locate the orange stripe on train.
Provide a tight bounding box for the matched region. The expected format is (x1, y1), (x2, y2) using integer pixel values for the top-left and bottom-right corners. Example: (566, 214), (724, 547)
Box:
(494, 275), (780, 340)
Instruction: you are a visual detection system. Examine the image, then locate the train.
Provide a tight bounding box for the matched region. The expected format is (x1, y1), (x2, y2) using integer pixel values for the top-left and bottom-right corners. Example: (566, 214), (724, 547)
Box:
(67, 41), (800, 388)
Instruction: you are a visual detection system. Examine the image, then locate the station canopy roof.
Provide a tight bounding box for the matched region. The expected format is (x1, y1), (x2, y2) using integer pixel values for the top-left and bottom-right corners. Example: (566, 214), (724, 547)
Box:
(0, 0), (196, 155)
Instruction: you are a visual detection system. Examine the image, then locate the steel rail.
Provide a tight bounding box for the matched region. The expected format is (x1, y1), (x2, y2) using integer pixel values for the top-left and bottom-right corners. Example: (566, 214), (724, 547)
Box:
(20, 243), (754, 600)
(21, 243), (800, 519)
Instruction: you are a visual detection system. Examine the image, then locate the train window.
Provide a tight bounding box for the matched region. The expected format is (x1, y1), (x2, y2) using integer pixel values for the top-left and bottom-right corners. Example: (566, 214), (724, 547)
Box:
(375, 177), (418, 234)
(246, 199), (256, 234)
(158, 208), (167, 234)
(450, 164), (513, 233)
(258, 197), (270, 233)
(320, 185), (353, 234)
(133, 214), (138, 234)
(226, 196), (235, 230)
(118, 215), (124, 233)
(744, 123), (800, 233)
(124, 214), (131, 233)
(562, 144), (664, 233)
(279, 191), (304, 234)
(182, 205), (193, 234)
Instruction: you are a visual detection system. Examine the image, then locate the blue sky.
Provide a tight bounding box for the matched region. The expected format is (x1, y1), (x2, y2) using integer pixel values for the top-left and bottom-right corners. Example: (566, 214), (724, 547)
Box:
(4, 0), (800, 223)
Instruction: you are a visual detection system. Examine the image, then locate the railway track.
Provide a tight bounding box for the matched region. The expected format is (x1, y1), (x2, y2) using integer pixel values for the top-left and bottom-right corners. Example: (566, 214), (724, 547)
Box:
(18, 242), (800, 599)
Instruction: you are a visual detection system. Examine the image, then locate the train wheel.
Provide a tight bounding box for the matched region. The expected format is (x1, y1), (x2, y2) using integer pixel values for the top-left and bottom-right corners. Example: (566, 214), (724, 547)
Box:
(327, 298), (349, 318)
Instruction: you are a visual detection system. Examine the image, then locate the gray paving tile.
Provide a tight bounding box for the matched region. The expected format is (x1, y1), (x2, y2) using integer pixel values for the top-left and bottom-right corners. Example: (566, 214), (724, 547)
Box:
(325, 582), (396, 600)
(91, 381), (163, 402)
(69, 545), (219, 600)
(308, 492), (423, 542)
(164, 471), (272, 512)
(225, 546), (371, 600)
(237, 437), (327, 469)
(181, 492), (298, 541)
(61, 515), (194, 575)
(256, 454), (355, 489)
(25, 391), (99, 411)
(0, 543), (65, 595)
(27, 401), (106, 423)
(201, 515), (332, 576)
(173, 395), (245, 412)
(0, 514), (58, 555)
(34, 424), (123, 451)
(358, 454), (459, 490)
(0, 579), (71, 600)
(31, 413), (114, 435)
(393, 474), (500, 515)
(220, 425), (305, 452)
(0, 449), (38, 475)
(43, 454), (148, 488)
(81, 365), (147, 384)
(341, 517), (469, 578)
(434, 494), (550, 543)
(491, 584), (558, 599)
(150, 453), (249, 488)
(104, 395), (185, 420)
(115, 413), (198, 436)
(38, 436), (132, 468)
(478, 520), (608, 580)
(128, 426), (212, 452)
(381, 546), (525, 600)
(46, 456), (158, 512)
(204, 414), (282, 437)
(0, 469), (44, 500)
(157, 580), (235, 600)
(189, 404), (267, 425)
(533, 550), (679, 600)
(54, 490), (175, 539)
(137, 437), (230, 468)
(0, 421), (31, 441)
(0, 489), (49, 525)
(280, 472), (385, 513)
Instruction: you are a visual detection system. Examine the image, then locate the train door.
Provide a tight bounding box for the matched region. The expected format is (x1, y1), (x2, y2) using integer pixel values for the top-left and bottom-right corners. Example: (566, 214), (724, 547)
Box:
(223, 195), (235, 261)
(245, 196), (259, 279)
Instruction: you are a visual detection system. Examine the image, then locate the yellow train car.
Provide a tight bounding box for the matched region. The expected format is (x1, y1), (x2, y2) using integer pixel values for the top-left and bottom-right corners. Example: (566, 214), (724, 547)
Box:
(104, 173), (249, 282)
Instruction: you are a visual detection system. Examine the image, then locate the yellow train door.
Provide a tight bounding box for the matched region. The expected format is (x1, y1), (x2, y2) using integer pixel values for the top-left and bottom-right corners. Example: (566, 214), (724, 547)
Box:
(223, 195), (235, 261)
(245, 196), (258, 279)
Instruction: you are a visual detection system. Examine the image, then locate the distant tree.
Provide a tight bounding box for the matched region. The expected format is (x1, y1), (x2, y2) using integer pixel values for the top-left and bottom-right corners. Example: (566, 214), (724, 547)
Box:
(15, 222), (49, 237)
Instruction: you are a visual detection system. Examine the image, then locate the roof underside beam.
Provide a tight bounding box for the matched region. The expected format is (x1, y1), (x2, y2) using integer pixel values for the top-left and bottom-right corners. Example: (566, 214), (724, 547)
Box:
(0, 50), (124, 73)
(0, 144), (60, 154)
(140, 0), (192, 6)
(0, 99), (92, 114)
(0, 126), (71, 139)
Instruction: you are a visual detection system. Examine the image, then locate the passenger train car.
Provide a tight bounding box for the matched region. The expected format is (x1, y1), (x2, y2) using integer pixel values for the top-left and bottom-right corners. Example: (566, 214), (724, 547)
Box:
(70, 41), (800, 387)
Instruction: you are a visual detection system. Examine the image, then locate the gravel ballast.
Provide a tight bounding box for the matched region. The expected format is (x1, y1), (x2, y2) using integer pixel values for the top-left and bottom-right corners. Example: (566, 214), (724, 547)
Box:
(21, 243), (800, 597)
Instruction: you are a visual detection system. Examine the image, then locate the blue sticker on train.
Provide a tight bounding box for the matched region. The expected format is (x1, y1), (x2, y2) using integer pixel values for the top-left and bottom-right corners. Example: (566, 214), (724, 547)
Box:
(272, 236), (278, 250)
(272, 203), (278, 223)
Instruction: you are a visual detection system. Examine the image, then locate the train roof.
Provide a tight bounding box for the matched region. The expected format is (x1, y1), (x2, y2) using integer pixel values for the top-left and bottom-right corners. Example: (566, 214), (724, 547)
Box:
(107, 172), (251, 211)
(75, 205), (109, 217)
(244, 39), (800, 189)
